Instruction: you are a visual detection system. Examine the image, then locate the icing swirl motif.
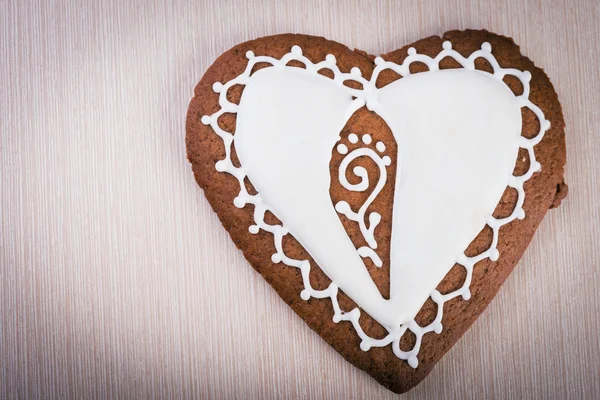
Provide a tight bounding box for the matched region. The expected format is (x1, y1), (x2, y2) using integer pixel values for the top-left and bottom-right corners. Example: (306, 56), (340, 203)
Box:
(335, 133), (392, 256)
(199, 42), (548, 368)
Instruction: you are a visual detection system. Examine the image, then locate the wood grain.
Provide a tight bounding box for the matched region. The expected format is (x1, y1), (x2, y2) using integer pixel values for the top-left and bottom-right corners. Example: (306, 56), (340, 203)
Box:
(1, 0), (599, 398)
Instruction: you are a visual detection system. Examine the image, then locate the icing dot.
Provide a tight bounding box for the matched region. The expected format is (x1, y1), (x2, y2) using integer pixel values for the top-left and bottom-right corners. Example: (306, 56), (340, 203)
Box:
(337, 143), (348, 154)
(481, 42), (492, 52)
(462, 289), (471, 301)
(369, 212), (381, 226)
(433, 323), (443, 334)
(516, 208), (526, 220)
(300, 290), (310, 301)
(212, 82), (223, 93)
(201, 115), (211, 125)
(407, 47), (416, 56)
(271, 253), (282, 263)
(233, 196), (245, 208)
(348, 133), (359, 143)
(215, 160), (226, 172)
(442, 41), (452, 50)
(374, 56), (384, 65)
(332, 313), (341, 323)
(523, 71), (532, 82)
(249, 225), (259, 234)
(360, 342), (371, 351)
(245, 50), (255, 59)
(383, 156), (392, 166)
(490, 248), (500, 261)
(533, 161), (542, 172)
(326, 54), (336, 64)
(291, 45), (302, 56)
(351, 67), (362, 77)
(362, 134), (372, 144)
(335, 201), (351, 214)
(542, 120), (551, 131)
(408, 356), (419, 368)
(376, 141), (386, 152)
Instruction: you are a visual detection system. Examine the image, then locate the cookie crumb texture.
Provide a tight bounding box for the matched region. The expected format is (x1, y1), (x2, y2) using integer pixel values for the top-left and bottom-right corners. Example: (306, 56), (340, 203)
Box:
(186, 30), (566, 393)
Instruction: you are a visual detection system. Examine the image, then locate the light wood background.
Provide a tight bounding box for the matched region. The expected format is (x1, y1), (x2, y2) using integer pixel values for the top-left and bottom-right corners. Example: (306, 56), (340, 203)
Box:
(1, 0), (599, 398)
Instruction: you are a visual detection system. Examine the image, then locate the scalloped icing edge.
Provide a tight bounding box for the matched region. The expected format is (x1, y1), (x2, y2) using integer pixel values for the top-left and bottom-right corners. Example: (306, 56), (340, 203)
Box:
(199, 41), (549, 368)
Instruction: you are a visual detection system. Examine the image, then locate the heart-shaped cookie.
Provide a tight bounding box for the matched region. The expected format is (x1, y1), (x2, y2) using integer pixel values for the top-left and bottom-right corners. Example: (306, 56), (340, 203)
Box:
(186, 30), (567, 393)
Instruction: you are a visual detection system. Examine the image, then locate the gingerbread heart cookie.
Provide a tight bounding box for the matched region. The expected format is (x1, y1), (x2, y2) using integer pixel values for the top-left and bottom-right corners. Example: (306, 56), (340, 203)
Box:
(186, 30), (567, 393)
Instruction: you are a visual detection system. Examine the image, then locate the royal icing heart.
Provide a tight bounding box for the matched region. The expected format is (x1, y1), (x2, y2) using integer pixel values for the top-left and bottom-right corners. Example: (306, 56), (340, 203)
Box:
(187, 31), (567, 393)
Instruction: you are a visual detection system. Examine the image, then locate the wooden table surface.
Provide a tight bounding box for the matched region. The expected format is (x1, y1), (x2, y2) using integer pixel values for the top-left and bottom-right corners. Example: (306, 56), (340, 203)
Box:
(2, 0), (599, 398)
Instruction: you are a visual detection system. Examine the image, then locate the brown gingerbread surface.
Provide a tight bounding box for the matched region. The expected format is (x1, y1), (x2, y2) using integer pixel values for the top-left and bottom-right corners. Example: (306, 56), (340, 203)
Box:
(185, 30), (567, 393)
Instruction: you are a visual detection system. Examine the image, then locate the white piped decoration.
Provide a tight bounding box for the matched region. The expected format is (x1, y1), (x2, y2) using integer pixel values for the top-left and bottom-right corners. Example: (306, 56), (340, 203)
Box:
(334, 134), (392, 265)
(336, 143), (348, 154)
(335, 146), (389, 249)
(199, 42), (548, 368)
(358, 246), (383, 268)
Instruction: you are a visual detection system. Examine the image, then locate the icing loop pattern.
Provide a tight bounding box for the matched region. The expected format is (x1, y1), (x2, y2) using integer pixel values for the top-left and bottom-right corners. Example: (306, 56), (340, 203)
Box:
(335, 134), (392, 250)
(199, 42), (549, 368)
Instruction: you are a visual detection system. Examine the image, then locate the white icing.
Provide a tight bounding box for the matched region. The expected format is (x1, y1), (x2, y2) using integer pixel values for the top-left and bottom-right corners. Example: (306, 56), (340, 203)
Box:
(377, 69), (522, 320)
(358, 246), (383, 268)
(234, 66), (393, 324)
(336, 143), (348, 154)
(334, 135), (392, 270)
(200, 42), (548, 368)
(376, 141), (386, 152)
(335, 147), (391, 249)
